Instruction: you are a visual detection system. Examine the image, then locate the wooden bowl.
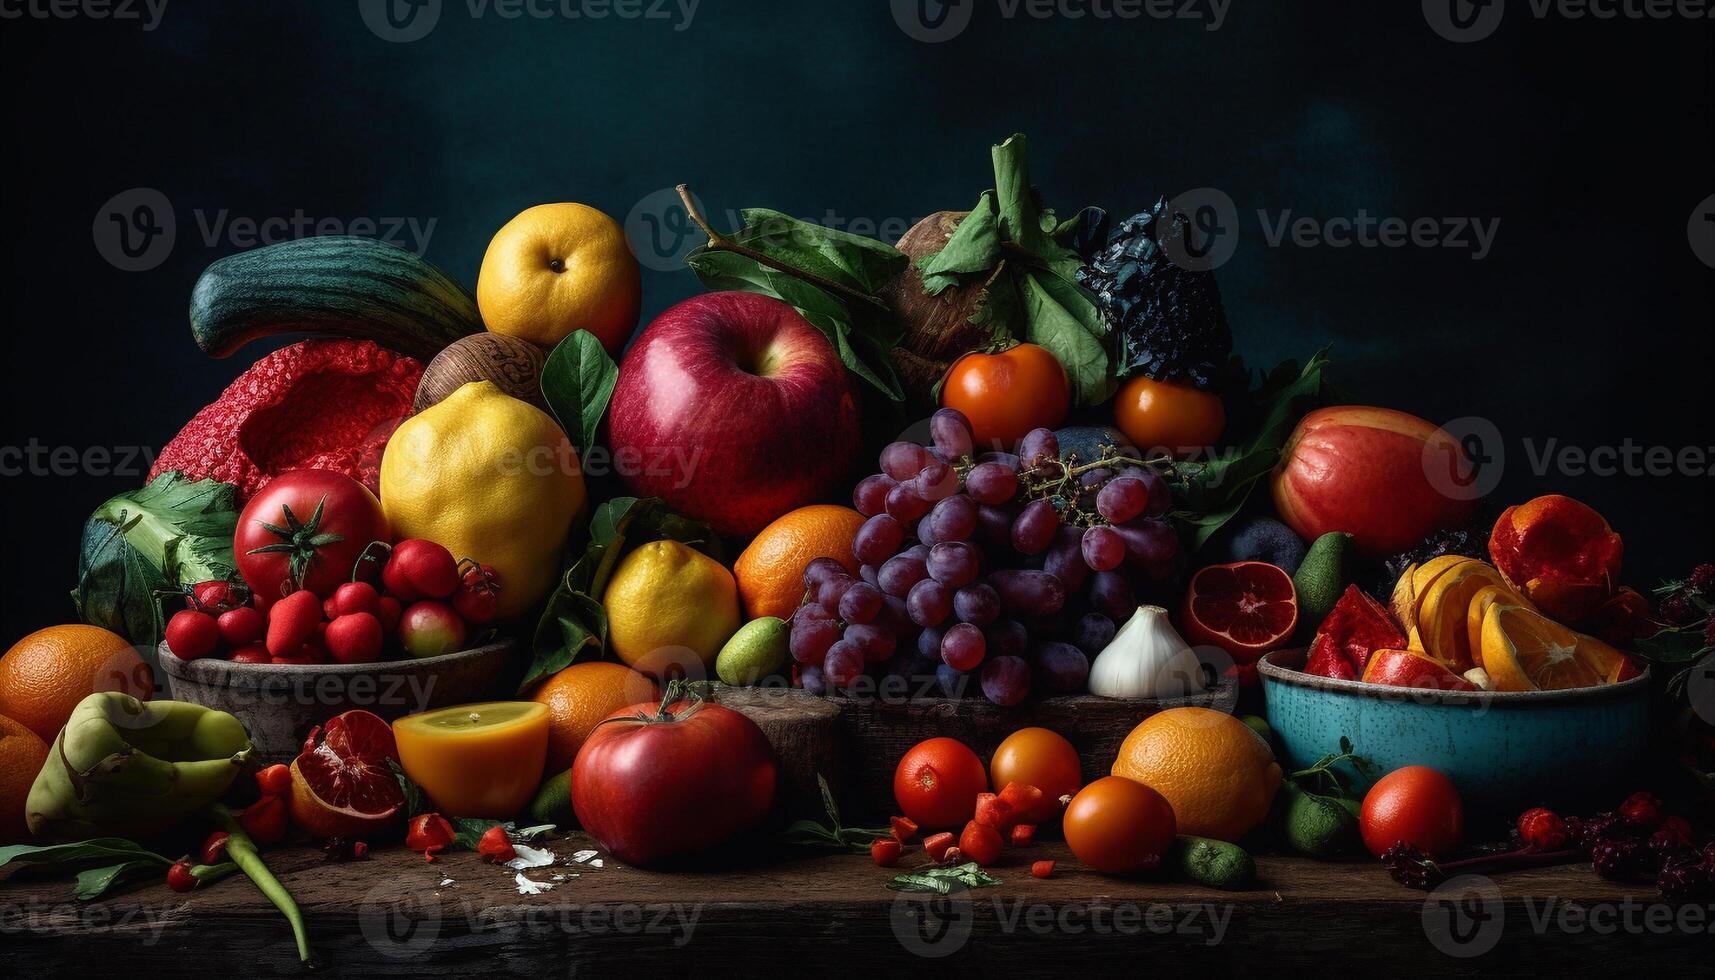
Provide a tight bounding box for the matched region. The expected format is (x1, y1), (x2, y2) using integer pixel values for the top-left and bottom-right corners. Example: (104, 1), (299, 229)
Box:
(157, 641), (514, 762)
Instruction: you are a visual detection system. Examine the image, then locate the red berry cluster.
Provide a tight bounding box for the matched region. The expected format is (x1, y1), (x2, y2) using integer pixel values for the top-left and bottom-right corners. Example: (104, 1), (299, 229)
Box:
(164, 539), (500, 666)
(1541, 792), (1709, 898)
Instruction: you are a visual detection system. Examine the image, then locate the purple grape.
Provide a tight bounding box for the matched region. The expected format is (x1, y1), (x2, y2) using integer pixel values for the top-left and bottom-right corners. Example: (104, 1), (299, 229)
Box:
(1096, 477), (1148, 524)
(980, 655), (1031, 706)
(1113, 519), (1179, 566)
(1043, 526), (1090, 592)
(926, 541), (980, 588)
(1032, 641), (1090, 694)
(838, 582), (884, 625)
(815, 573), (855, 610)
(879, 594), (914, 637)
(798, 663), (829, 695)
(941, 622), (987, 671)
(915, 514), (941, 547)
(823, 640), (865, 687)
(1081, 525), (1126, 572)
(907, 578), (953, 627)
(989, 569), (1067, 616)
(790, 615), (841, 664)
(1022, 611), (1068, 640)
(954, 583), (1001, 627)
(1088, 570), (1137, 622)
(935, 664), (967, 698)
(914, 461), (958, 502)
(880, 441), (932, 481)
(928, 493), (978, 542)
(1019, 427), (1060, 468)
(930, 408), (975, 459)
(1079, 467), (1113, 490)
(1138, 470), (1172, 518)
(853, 474), (895, 517)
(878, 553), (929, 597)
(803, 558), (848, 591)
(977, 451), (1022, 468)
(1071, 612), (1117, 656)
(975, 504), (1015, 551)
(1011, 498), (1060, 555)
(885, 481), (931, 522)
(918, 625), (947, 660)
(902, 543), (931, 562)
(966, 461), (1019, 505)
(985, 619), (1030, 660)
(859, 563), (881, 587)
(853, 513), (904, 565)
(845, 622), (896, 662)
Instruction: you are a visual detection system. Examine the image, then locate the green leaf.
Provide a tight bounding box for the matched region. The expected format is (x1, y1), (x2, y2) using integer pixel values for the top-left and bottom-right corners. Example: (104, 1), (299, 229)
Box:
(390, 760), (432, 818)
(74, 860), (163, 901)
(1634, 630), (1713, 666)
(918, 193), (1001, 295)
(1018, 270), (1114, 405)
(728, 208), (906, 293)
(0, 838), (173, 871)
(540, 330), (618, 457)
(886, 862), (1003, 894)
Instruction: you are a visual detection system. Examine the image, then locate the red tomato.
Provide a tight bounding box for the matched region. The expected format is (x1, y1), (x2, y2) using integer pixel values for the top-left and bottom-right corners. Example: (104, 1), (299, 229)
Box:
(235, 470), (389, 600)
(1063, 775), (1176, 874)
(571, 696), (777, 867)
(893, 737), (989, 830)
(1360, 765), (1464, 858)
(940, 343), (1070, 450)
(990, 727), (1082, 822)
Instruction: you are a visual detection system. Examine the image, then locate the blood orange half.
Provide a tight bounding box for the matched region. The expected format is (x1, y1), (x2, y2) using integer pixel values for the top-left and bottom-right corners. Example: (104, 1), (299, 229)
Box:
(1179, 561), (1299, 668)
(288, 709), (405, 839)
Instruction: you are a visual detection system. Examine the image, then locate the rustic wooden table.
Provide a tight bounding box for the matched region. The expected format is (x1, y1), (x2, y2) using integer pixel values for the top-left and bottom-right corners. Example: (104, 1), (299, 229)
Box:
(3, 832), (1708, 976)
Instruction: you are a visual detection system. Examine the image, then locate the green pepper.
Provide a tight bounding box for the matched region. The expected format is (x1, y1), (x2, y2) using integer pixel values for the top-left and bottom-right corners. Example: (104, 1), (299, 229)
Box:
(25, 693), (252, 841)
(212, 804), (313, 965)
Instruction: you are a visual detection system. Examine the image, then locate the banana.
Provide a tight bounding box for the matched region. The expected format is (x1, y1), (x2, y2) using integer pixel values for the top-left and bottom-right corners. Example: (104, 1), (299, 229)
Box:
(25, 692), (253, 842)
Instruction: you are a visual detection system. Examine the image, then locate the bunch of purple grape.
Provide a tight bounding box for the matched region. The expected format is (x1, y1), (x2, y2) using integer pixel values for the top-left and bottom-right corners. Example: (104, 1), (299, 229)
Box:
(789, 408), (1181, 705)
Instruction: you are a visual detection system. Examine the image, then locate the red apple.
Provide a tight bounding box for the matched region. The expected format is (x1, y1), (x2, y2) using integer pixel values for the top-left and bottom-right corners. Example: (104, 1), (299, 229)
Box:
(398, 600), (466, 659)
(1271, 406), (1475, 559)
(607, 292), (862, 537)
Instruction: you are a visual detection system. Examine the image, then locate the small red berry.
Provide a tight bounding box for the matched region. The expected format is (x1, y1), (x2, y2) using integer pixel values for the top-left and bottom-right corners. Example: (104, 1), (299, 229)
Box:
(199, 831), (230, 866)
(889, 815), (919, 844)
(1517, 807), (1568, 850)
(229, 642), (270, 664)
(1619, 791), (1664, 830)
(1689, 563), (1715, 597)
(216, 606), (266, 647)
(165, 610), (221, 659)
(870, 838), (903, 867)
(332, 581), (381, 617)
(166, 860), (198, 893)
(1031, 860), (1056, 879)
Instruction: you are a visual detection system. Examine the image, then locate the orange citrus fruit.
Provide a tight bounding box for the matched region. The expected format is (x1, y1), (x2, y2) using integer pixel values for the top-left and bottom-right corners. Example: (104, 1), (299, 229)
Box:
(477, 202), (642, 355)
(0, 714), (49, 843)
(734, 504), (866, 621)
(1111, 706), (1281, 842)
(531, 661), (659, 774)
(1479, 601), (1628, 692)
(1112, 376), (1226, 458)
(0, 625), (152, 742)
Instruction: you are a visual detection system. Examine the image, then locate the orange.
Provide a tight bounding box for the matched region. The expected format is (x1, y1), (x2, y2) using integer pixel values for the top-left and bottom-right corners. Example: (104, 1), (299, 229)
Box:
(1111, 706), (1281, 842)
(0, 714), (48, 843)
(1112, 376), (1226, 458)
(940, 343), (1071, 450)
(0, 625), (152, 742)
(1480, 601), (1628, 692)
(531, 661), (659, 774)
(734, 504), (866, 620)
(477, 202), (642, 355)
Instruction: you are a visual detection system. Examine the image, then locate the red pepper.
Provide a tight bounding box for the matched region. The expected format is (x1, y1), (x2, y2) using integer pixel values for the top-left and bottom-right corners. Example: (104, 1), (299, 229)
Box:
(998, 782), (1044, 823)
(974, 792), (1014, 831)
(1031, 860), (1056, 879)
(240, 794), (289, 846)
(407, 813), (456, 862)
(167, 860), (198, 893)
(477, 825), (517, 863)
(256, 764), (293, 798)
(870, 838), (903, 867)
(200, 831), (231, 866)
(889, 815), (919, 844)
(959, 820), (1004, 866)
(923, 832), (957, 863)
(1008, 823), (1037, 847)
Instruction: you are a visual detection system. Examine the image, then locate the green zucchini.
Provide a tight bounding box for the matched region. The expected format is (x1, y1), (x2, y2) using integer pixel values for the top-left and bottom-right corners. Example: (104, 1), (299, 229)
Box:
(1170, 835), (1256, 890)
(189, 236), (483, 360)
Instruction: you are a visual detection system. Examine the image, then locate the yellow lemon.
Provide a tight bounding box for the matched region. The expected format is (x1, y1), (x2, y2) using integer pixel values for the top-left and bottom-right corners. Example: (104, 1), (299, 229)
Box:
(477, 203), (641, 355)
(380, 381), (585, 619)
(604, 540), (741, 676)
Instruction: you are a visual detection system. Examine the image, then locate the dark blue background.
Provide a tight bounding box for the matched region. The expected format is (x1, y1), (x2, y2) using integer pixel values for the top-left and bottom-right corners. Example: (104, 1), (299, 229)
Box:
(1, 1), (1710, 641)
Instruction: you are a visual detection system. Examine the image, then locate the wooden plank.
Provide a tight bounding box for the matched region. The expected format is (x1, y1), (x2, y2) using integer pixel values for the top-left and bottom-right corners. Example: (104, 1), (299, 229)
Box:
(1, 834), (1698, 976)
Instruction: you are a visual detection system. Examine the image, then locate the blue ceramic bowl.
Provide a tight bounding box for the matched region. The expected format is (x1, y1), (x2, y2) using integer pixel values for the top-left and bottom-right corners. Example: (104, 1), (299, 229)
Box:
(1258, 648), (1651, 810)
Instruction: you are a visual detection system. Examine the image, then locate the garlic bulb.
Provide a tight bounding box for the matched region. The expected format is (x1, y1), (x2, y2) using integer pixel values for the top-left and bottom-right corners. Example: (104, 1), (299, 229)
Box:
(1087, 606), (1209, 699)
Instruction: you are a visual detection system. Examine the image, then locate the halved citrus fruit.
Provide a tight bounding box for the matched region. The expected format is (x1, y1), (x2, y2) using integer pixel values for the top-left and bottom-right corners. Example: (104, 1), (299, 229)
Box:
(1480, 602), (1628, 692)
(1179, 561), (1298, 662)
(1416, 561), (1509, 670)
(288, 709), (405, 839)
(394, 702), (549, 818)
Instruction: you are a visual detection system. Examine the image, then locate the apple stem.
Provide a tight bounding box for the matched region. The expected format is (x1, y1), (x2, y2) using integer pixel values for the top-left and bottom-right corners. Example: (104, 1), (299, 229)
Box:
(675, 185), (892, 314)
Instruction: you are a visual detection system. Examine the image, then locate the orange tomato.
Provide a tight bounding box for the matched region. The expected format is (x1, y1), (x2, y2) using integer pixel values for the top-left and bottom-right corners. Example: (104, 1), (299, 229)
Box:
(1112, 376), (1225, 458)
(941, 343), (1070, 450)
(989, 727), (1082, 822)
(1062, 775), (1177, 874)
(1359, 765), (1464, 858)
(893, 737), (989, 830)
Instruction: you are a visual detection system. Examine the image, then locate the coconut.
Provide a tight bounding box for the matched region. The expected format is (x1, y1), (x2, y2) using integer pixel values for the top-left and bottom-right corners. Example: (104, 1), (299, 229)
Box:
(881, 212), (1009, 405)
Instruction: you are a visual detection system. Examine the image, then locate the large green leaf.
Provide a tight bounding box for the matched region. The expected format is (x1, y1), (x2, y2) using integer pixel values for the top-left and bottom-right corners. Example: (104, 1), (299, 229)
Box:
(1018, 270), (1114, 405)
(540, 329), (618, 457)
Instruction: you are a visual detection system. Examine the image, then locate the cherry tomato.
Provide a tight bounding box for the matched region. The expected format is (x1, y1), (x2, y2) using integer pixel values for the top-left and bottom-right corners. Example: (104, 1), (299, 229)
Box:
(1063, 775), (1176, 874)
(1360, 765), (1464, 858)
(990, 727), (1082, 822)
(941, 343), (1070, 450)
(893, 737), (989, 830)
(1112, 376), (1225, 458)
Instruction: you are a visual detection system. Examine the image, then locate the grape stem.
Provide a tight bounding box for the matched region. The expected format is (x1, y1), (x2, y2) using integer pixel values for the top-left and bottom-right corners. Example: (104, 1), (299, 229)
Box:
(1012, 447), (1176, 526)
